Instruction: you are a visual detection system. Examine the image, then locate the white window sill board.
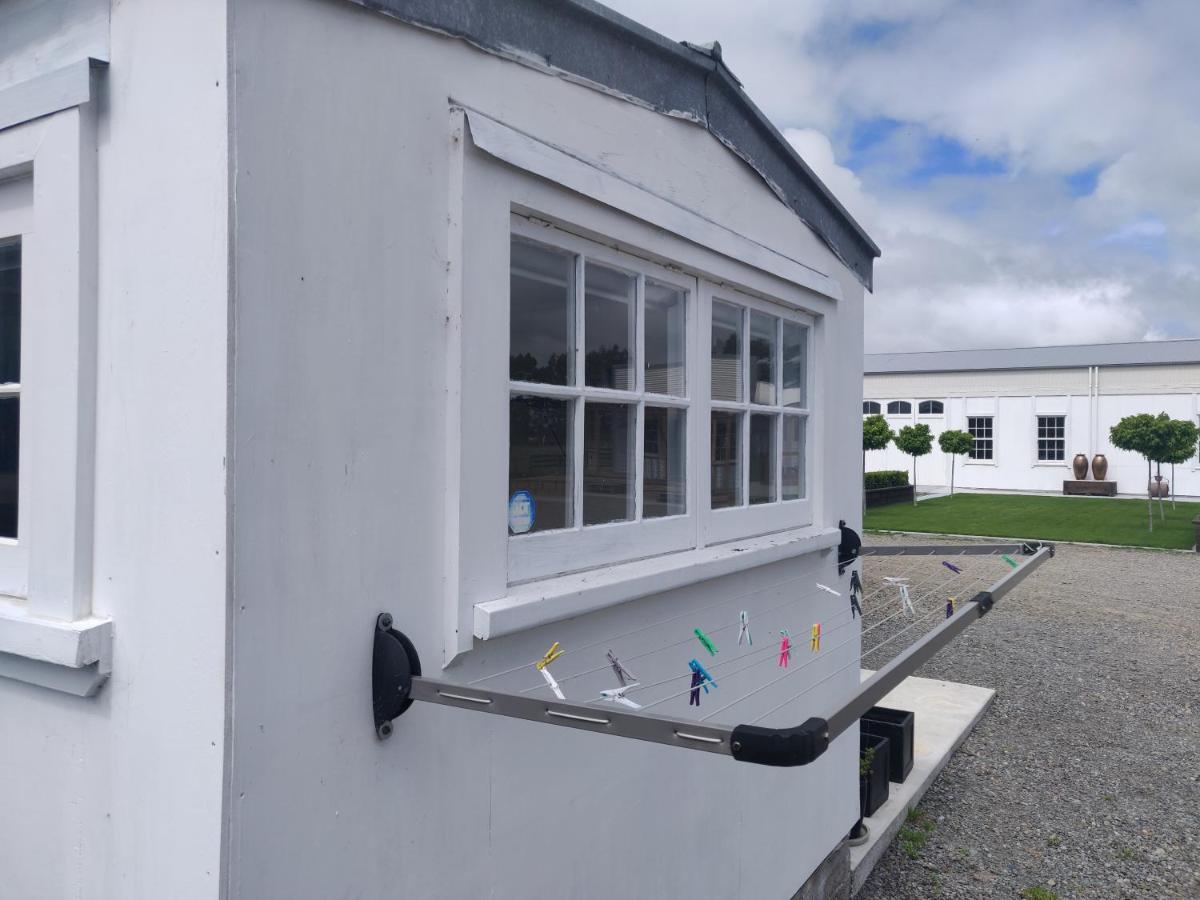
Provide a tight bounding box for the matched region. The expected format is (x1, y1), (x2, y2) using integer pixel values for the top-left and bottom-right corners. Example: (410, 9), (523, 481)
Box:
(0, 603), (112, 669)
(474, 525), (840, 640)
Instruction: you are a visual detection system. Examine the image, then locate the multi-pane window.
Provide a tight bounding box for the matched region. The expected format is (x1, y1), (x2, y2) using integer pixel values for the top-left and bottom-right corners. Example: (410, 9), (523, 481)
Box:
(710, 300), (808, 509)
(863, 401), (881, 414)
(967, 416), (993, 460)
(508, 236), (688, 536)
(887, 400), (911, 415)
(918, 400), (944, 415)
(0, 237), (19, 540)
(1037, 415), (1066, 462)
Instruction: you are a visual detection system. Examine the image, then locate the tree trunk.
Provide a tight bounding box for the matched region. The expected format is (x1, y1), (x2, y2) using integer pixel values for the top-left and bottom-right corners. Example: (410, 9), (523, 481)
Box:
(1156, 461), (1165, 520)
(912, 456), (918, 506)
(950, 456), (956, 496)
(1147, 458), (1153, 532)
(1171, 462), (1176, 510)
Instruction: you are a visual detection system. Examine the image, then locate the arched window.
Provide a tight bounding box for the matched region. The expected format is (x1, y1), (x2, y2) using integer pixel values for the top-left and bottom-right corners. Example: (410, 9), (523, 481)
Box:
(886, 401), (911, 415)
(918, 400), (944, 415)
(863, 401), (880, 414)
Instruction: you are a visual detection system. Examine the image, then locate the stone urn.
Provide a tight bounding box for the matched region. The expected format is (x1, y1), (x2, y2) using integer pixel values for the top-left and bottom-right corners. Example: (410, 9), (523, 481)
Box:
(1091, 453), (1108, 480)
(1149, 478), (1169, 498)
(1072, 453), (1089, 480)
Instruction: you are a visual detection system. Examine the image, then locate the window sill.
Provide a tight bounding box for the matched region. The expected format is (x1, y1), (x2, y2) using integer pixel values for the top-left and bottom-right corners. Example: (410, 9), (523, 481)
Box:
(474, 525), (841, 640)
(0, 602), (112, 696)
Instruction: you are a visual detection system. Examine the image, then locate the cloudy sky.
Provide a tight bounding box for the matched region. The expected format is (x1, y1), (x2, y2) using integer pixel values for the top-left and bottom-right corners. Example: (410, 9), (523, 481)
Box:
(602, 0), (1200, 353)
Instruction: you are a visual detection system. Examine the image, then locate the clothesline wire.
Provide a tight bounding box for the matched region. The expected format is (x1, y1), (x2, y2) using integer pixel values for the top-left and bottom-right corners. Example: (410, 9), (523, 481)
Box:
(637, 559), (1002, 714)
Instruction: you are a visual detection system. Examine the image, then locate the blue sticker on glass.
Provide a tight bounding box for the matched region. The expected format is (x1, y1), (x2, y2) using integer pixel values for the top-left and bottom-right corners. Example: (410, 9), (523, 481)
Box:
(508, 490), (535, 535)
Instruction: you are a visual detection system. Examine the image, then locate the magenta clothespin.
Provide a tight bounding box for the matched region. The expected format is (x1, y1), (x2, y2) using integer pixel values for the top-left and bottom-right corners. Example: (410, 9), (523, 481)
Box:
(778, 630), (792, 668)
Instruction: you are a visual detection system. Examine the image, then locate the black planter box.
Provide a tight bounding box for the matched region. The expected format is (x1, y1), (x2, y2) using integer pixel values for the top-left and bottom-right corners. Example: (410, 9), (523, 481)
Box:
(861, 706), (914, 783)
(865, 484), (914, 508)
(860, 731), (890, 817)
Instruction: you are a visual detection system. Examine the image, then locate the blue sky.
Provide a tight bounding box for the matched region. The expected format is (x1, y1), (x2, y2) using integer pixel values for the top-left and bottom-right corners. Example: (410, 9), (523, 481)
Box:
(601, 0), (1200, 351)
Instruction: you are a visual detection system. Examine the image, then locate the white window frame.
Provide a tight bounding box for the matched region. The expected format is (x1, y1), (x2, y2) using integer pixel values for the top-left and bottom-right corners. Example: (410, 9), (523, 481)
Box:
(886, 400), (912, 416)
(965, 415), (994, 463)
(917, 399), (944, 416)
(862, 401), (881, 415)
(506, 220), (698, 584)
(0, 64), (108, 694)
(445, 106), (840, 660)
(1034, 414), (1067, 465)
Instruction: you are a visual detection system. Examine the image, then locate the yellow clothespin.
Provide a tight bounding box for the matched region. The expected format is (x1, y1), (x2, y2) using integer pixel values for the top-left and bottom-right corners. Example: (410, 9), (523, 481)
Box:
(810, 622), (821, 652)
(536, 642), (564, 671)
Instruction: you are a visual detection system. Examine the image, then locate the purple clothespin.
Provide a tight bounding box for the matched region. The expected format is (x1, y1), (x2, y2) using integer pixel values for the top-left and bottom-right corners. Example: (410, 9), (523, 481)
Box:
(943, 561), (962, 574)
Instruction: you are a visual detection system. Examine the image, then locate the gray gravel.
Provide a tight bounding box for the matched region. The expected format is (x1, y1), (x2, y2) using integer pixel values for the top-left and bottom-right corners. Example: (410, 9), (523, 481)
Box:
(856, 537), (1200, 900)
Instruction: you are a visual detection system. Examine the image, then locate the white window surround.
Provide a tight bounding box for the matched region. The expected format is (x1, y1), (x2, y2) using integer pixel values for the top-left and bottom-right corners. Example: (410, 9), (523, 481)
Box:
(1033, 413), (1068, 466)
(445, 106), (837, 662)
(0, 62), (109, 695)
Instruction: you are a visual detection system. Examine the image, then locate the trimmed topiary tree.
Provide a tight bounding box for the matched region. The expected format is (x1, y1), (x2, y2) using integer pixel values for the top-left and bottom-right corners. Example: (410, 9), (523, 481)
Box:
(862, 414), (894, 513)
(937, 429), (973, 497)
(1163, 418), (1200, 509)
(894, 423), (933, 506)
(1109, 412), (1174, 530)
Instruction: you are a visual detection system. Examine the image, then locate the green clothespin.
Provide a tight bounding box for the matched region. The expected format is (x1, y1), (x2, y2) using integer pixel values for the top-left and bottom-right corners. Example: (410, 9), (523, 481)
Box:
(694, 628), (718, 656)
(1001, 555), (1018, 568)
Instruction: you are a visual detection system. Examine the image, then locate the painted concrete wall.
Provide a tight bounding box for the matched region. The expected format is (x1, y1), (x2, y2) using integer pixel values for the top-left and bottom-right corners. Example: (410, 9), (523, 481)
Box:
(866, 369), (1200, 498)
(227, 1), (865, 897)
(0, 3), (230, 898)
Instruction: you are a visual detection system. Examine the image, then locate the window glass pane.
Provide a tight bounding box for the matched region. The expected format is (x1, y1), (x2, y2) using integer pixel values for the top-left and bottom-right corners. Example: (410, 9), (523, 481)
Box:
(510, 239), (574, 385)
(644, 406), (686, 518)
(863, 401), (880, 414)
(584, 262), (635, 390)
(919, 400), (944, 415)
(782, 415), (805, 500)
(711, 301), (742, 402)
(710, 411), (742, 508)
(887, 401), (911, 415)
(749, 413), (777, 504)
(583, 402), (634, 525)
(509, 395), (573, 534)
(750, 311), (777, 405)
(0, 397), (19, 539)
(0, 238), (19, 385)
(782, 321), (807, 408)
(644, 281), (686, 397)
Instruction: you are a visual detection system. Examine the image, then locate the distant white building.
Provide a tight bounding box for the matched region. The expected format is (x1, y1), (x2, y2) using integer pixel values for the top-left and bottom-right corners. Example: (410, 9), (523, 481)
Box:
(864, 340), (1200, 498)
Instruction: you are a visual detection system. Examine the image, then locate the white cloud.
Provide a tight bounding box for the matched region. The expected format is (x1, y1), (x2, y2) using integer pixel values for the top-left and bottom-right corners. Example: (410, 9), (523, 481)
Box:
(602, 0), (1200, 351)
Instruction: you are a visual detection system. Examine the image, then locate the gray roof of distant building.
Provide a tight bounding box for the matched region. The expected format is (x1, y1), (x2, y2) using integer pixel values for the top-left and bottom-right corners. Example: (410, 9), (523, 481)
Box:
(345, 0), (880, 289)
(865, 339), (1200, 374)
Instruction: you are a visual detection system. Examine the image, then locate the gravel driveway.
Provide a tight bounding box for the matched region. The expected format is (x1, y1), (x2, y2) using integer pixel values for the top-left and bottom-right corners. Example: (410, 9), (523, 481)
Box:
(856, 537), (1200, 900)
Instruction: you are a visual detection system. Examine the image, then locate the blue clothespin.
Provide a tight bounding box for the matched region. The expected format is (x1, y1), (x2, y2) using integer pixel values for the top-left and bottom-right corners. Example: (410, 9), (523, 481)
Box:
(942, 561), (962, 574)
(689, 658), (716, 692)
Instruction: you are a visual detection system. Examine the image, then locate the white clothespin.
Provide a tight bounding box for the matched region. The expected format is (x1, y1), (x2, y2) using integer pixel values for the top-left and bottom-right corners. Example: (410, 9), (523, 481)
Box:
(885, 577), (914, 615)
(738, 610), (753, 646)
(539, 667), (566, 700)
(816, 583), (841, 597)
(536, 642), (567, 700)
(597, 685), (642, 709)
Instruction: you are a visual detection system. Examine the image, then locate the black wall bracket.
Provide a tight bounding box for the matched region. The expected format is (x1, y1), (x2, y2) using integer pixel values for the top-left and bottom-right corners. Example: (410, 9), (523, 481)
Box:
(372, 612), (422, 738)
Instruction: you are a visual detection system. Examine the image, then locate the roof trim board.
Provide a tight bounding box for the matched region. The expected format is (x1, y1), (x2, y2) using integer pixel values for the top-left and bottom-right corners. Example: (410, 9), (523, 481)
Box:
(865, 340), (1200, 375)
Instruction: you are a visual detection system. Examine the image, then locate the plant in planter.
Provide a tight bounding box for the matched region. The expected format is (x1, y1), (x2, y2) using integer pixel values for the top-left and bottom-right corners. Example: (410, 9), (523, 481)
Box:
(1163, 418), (1200, 510)
(862, 414), (894, 514)
(894, 424), (933, 506)
(937, 429), (973, 496)
(851, 733), (891, 843)
(1110, 413), (1174, 530)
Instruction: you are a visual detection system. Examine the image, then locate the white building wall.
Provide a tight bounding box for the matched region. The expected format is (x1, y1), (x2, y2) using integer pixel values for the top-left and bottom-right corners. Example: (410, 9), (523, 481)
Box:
(866, 366), (1200, 498)
(225, 1), (865, 897)
(0, 2), (231, 899)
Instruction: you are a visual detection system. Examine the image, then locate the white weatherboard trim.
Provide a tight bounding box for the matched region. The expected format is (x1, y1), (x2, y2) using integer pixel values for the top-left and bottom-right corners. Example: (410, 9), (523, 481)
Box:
(461, 106), (843, 305)
(0, 58), (103, 134)
(475, 525), (840, 639)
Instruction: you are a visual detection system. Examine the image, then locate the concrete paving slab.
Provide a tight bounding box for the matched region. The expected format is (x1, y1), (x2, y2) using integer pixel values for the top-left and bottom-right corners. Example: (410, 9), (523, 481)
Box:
(849, 671), (995, 895)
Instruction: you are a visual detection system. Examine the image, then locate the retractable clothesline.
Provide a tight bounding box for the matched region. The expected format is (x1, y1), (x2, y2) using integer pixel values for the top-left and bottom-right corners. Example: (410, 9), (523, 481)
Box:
(372, 539), (1054, 767)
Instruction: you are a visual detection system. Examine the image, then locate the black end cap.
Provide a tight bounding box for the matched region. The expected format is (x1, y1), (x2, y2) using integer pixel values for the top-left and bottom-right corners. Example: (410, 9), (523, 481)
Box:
(730, 716), (830, 767)
(972, 591), (995, 615)
(372, 613), (422, 738)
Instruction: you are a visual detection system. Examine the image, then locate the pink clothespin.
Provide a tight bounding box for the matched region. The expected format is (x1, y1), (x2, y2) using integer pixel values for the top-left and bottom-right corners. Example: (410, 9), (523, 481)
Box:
(778, 630), (792, 668)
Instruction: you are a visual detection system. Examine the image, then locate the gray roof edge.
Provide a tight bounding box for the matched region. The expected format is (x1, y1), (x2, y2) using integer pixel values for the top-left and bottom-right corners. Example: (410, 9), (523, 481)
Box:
(865, 339), (1200, 374)
(345, 0), (880, 290)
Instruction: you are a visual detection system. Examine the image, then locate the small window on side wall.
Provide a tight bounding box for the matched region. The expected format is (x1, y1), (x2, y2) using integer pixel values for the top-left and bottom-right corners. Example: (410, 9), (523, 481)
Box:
(918, 400), (944, 415)
(887, 400), (911, 415)
(863, 401), (881, 415)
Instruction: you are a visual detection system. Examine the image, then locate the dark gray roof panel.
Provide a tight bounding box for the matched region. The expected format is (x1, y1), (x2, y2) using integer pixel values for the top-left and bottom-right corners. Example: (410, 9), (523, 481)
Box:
(865, 340), (1200, 374)
(347, 0), (880, 290)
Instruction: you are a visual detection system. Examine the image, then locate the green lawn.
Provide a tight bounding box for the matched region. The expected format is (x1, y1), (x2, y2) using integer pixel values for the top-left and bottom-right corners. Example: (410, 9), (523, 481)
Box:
(865, 492), (1200, 550)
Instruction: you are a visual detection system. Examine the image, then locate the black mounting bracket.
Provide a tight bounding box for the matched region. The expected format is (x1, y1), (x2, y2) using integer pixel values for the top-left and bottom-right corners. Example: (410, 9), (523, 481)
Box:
(730, 716), (830, 767)
(971, 590), (995, 615)
(837, 520), (862, 575)
(372, 612), (422, 738)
